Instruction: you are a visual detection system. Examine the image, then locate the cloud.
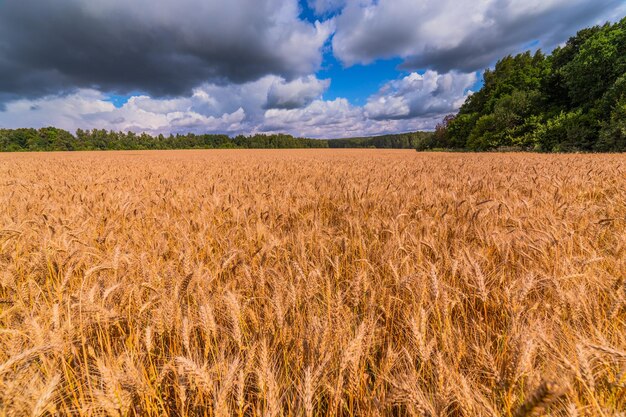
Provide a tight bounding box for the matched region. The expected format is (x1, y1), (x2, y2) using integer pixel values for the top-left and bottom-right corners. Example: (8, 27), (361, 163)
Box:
(262, 97), (447, 138)
(114, 96), (247, 134)
(0, 74), (331, 135)
(1, 0), (621, 138)
(0, 89), (247, 135)
(0, 0), (333, 101)
(263, 98), (364, 136)
(0, 67), (476, 138)
(0, 90), (117, 130)
(263, 70), (474, 137)
(332, 0), (623, 72)
(364, 71), (476, 120)
(265, 76), (330, 109)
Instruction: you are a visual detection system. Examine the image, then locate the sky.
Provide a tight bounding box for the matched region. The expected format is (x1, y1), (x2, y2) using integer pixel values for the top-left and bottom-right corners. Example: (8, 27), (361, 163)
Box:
(0, 0), (624, 138)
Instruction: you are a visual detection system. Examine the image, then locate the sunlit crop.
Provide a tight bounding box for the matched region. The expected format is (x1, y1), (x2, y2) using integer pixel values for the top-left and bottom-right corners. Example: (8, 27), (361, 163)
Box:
(0, 150), (624, 416)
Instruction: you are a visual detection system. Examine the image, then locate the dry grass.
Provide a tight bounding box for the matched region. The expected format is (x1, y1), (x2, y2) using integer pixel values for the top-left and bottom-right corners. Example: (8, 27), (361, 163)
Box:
(0, 149), (624, 416)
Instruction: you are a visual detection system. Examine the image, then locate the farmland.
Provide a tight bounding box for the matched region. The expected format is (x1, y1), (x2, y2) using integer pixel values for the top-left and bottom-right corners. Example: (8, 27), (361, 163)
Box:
(0, 150), (625, 416)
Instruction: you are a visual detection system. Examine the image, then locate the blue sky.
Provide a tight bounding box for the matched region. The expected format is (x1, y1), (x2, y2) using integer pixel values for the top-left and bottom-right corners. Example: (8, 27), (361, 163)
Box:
(0, 0), (623, 138)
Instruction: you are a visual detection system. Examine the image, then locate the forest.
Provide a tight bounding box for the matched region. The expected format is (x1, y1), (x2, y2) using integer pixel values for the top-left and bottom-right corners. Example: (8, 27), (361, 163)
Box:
(327, 131), (433, 148)
(0, 128), (432, 151)
(0, 129), (323, 151)
(431, 17), (626, 152)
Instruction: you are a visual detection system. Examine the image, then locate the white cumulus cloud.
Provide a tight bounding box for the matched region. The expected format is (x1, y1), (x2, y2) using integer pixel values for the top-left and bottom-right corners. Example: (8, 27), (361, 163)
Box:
(364, 71), (477, 120)
(332, 0), (623, 71)
(0, 68), (479, 138)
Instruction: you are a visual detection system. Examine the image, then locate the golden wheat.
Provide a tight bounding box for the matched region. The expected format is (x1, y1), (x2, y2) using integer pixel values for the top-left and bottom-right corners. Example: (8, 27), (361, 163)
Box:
(0, 149), (624, 416)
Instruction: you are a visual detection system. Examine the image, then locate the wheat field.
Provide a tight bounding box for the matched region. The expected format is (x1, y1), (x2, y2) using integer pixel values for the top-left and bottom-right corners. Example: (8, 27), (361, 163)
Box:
(0, 149), (624, 416)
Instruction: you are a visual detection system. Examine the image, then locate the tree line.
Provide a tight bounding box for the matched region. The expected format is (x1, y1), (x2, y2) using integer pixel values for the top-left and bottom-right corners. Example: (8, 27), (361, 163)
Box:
(327, 131), (433, 149)
(429, 17), (626, 152)
(0, 128), (327, 151)
(0, 127), (433, 151)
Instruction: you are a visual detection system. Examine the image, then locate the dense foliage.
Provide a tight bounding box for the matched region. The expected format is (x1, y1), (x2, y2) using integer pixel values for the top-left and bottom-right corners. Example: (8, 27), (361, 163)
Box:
(0, 128), (329, 151)
(328, 131), (434, 149)
(434, 17), (626, 152)
(0, 128), (432, 151)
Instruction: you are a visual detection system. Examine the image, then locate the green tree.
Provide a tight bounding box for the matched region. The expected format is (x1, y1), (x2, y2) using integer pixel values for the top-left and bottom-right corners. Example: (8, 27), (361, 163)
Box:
(596, 98), (626, 151)
(433, 16), (626, 152)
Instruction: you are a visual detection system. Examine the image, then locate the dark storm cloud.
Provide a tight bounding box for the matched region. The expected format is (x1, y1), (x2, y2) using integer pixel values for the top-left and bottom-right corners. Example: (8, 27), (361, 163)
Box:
(0, 0), (331, 100)
(333, 0), (623, 73)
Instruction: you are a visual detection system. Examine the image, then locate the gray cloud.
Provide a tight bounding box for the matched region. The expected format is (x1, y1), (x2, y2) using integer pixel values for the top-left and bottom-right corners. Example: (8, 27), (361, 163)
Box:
(0, 69), (463, 138)
(0, 74), (333, 136)
(1, 0), (622, 137)
(0, 0), (332, 101)
(262, 97), (445, 138)
(265, 76), (330, 109)
(333, 0), (624, 72)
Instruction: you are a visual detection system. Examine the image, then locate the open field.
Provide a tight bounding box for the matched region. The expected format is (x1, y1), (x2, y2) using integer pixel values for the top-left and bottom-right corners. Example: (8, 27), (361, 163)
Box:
(0, 149), (625, 416)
